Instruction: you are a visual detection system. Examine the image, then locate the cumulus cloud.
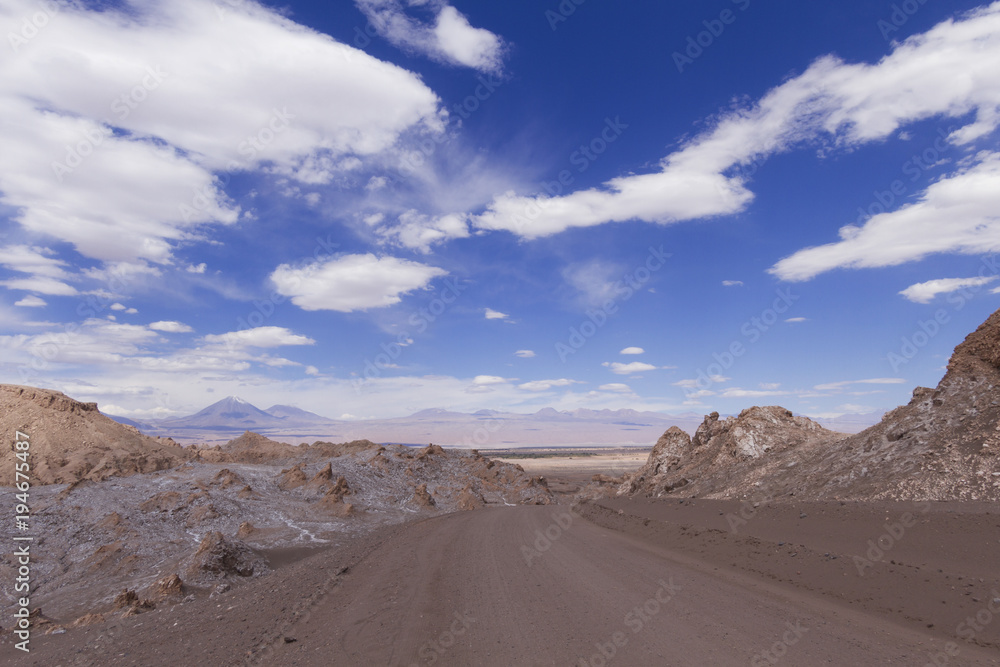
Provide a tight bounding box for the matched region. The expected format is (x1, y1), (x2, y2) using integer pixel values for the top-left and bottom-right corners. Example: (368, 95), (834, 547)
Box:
(355, 0), (505, 73)
(469, 4), (1000, 246)
(619, 347), (644, 355)
(471, 375), (510, 386)
(518, 378), (582, 392)
(484, 308), (509, 320)
(603, 361), (659, 375)
(598, 383), (633, 393)
(674, 376), (729, 388)
(514, 349), (536, 358)
(0, 0), (443, 268)
(149, 321), (195, 333)
(271, 253), (447, 312)
(898, 276), (999, 304)
(719, 388), (790, 398)
(202, 326), (315, 348)
(375, 210), (470, 253)
(14, 295), (46, 308)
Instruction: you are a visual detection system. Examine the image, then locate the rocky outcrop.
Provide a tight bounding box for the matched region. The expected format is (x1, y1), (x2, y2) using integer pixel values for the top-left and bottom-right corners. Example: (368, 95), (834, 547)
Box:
(186, 532), (266, 580)
(0, 384), (191, 485)
(620, 407), (839, 498)
(413, 483), (436, 507)
(619, 309), (1000, 502)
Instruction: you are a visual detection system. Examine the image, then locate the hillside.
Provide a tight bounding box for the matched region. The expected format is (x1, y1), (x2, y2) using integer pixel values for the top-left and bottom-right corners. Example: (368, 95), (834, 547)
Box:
(618, 308), (1000, 502)
(0, 385), (191, 485)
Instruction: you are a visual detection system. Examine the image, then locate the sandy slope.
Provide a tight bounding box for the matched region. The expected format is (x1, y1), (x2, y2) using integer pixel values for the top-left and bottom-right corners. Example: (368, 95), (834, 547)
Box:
(8, 502), (999, 666)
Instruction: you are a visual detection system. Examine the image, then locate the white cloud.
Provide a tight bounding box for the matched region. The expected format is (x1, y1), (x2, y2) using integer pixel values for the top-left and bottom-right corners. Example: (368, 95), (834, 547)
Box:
(186, 263), (207, 274)
(484, 308), (509, 320)
(13, 295), (46, 308)
(619, 347), (645, 355)
(603, 361), (659, 375)
(470, 5), (1000, 242)
(0, 245), (77, 295)
(772, 153), (1000, 280)
(899, 276), (999, 304)
(0, 276), (78, 296)
(375, 210), (470, 253)
(0, 0), (444, 267)
(355, 0), (505, 73)
(271, 253), (447, 312)
(785, 317), (808, 323)
(305, 365), (320, 376)
(598, 383), (633, 393)
(514, 349), (536, 358)
(110, 303), (127, 311)
(518, 378), (582, 392)
(562, 260), (623, 307)
(685, 389), (716, 399)
(673, 376), (729, 388)
(722, 280), (744, 287)
(759, 382), (781, 391)
(719, 388), (790, 398)
(202, 326), (315, 348)
(813, 378), (906, 391)
(149, 321), (195, 333)
(472, 375), (510, 386)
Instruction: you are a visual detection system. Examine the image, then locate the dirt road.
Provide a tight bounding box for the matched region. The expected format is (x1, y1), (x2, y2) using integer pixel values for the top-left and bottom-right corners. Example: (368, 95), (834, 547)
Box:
(268, 505), (999, 666)
(8, 503), (1000, 666)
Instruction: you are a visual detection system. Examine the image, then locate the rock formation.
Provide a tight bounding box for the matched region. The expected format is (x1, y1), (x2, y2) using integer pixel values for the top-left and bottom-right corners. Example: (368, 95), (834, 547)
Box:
(620, 308), (1000, 501)
(0, 384), (191, 485)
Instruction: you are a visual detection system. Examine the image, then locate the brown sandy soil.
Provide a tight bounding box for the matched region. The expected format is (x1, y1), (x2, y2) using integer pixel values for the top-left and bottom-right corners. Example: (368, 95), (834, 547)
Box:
(6, 501), (999, 666)
(493, 449), (648, 496)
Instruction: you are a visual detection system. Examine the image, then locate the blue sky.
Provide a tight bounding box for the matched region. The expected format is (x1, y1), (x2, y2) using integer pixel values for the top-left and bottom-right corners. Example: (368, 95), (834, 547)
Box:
(2, 0), (1000, 421)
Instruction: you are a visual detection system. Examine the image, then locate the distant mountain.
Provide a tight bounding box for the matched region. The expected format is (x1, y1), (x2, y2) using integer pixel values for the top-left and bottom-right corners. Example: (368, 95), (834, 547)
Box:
(157, 396), (286, 430)
(96, 397), (882, 448)
(265, 404), (338, 424)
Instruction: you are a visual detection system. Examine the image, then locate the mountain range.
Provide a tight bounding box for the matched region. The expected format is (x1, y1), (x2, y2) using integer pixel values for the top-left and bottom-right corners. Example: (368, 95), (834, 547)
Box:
(106, 398), (881, 448)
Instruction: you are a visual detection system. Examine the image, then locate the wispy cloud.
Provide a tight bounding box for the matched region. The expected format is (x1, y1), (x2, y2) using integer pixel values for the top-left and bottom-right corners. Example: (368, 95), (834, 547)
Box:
(355, 0), (505, 73)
